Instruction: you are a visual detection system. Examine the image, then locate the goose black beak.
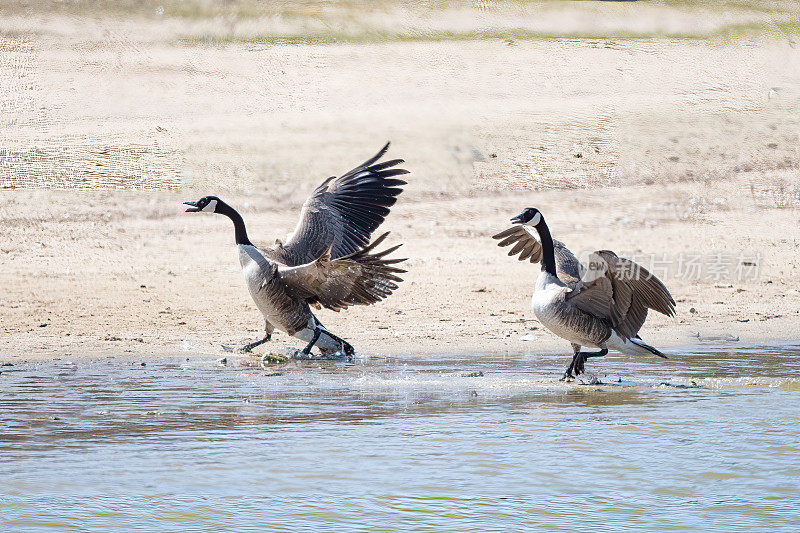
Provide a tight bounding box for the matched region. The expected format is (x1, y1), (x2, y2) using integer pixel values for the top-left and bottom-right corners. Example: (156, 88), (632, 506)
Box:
(184, 201), (200, 213)
(510, 213), (526, 224)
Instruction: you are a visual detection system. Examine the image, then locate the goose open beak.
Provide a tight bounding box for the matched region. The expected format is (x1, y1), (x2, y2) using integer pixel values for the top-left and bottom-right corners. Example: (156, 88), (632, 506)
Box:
(510, 213), (526, 224)
(184, 201), (200, 212)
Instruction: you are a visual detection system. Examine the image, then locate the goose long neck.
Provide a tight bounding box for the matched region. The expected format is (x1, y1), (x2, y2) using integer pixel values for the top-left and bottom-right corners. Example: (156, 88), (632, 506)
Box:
(534, 218), (557, 277)
(216, 201), (252, 246)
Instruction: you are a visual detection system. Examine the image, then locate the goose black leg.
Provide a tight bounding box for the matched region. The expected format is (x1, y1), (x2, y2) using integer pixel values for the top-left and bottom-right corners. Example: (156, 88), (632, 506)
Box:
(562, 347), (608, 380)
(241, 334), (271, 353)
(222, 333), (271, 353)
(300, 327), (323, 356)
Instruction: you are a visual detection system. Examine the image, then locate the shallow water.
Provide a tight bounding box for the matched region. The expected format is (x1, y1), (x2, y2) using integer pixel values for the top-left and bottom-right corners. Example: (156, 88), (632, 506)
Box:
(2, 344), (800, 532)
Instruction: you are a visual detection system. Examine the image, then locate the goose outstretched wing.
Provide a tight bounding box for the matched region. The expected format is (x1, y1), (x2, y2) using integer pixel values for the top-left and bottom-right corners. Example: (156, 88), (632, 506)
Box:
(492, 225), (583, 285)
(565, 250), (676, 340)
(265, 142), (408, 267)
(277, 232), (407, 312)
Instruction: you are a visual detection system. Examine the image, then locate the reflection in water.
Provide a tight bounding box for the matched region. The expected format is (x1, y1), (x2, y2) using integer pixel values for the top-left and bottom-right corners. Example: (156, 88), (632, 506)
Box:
(1, 344), (800, 531)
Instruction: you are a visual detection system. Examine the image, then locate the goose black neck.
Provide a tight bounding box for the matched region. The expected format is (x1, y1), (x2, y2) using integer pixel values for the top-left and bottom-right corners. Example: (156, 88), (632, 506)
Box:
(216, 201), (252, 246)
(535, 218), (557, 276)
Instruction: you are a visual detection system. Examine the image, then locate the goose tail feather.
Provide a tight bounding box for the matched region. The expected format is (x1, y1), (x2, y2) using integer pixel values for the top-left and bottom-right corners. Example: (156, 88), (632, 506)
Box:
(606, 332), (667, 359)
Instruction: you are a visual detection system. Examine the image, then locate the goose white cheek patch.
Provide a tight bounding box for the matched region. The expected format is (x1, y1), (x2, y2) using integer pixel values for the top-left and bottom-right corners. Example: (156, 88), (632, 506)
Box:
(201, 199), (217, 213)
(529, 212), (541, 226)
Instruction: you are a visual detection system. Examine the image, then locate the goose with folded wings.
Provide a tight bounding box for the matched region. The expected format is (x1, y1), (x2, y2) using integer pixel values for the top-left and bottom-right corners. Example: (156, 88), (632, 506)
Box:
(493, 208), (676, 379)
(184, 142), (408, 358)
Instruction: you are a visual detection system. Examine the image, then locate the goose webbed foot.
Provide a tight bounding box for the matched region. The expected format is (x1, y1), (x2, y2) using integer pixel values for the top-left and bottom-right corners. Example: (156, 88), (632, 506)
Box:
(223, 333), (271, 353)
(321, 330), (355, 360)
(297, 327), (355, 360)
(560, 348), (608, 380)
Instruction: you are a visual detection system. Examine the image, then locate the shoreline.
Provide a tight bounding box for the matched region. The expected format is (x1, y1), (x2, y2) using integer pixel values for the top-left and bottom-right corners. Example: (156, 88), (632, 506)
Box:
(4, 185), (798, 363)
(3, 186), (799, 363)
(4, 315), (799, 364)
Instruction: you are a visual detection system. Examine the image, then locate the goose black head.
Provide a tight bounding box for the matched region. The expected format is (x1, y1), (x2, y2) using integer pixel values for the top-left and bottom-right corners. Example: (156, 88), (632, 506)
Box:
(184, 196), (221, 213)
(510, 207), (542, 226)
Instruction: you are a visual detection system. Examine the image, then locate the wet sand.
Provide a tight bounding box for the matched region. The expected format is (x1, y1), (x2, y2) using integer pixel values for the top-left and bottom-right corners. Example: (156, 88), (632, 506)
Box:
(1, 3), (800, 361)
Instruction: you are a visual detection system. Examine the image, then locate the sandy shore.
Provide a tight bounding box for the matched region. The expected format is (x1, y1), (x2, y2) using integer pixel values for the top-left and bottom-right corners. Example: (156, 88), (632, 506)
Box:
(1, 4), (799, 362)
(3, 181), (799, 362)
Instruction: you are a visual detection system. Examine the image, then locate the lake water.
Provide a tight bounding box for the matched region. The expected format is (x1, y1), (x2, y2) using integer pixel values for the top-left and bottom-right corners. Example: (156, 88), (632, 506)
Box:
(2, 344), (799, 531)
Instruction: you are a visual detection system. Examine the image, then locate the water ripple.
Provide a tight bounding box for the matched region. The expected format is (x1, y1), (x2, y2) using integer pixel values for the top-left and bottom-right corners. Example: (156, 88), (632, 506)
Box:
(1, 344), (799, 531)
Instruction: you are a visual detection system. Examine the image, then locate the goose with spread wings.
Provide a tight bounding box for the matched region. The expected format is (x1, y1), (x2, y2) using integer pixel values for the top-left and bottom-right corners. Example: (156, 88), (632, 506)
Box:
(493, 207), (676, 379)
(184, 142), (408, 357)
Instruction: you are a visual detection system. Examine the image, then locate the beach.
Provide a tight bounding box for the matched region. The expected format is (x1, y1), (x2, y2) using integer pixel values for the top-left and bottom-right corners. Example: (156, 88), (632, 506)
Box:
(4, 4), (800, 532)
(1, 0), (799, 361)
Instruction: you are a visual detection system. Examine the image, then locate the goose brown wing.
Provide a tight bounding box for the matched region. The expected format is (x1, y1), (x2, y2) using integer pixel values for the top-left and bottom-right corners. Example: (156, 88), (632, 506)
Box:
(492, 226), (582, 285)
(566, 250), (676, 340)
(278, 232), (407, 312)
(597, 250), (676, 339)
(493, 225), (543, 263)
(265, 142), (408, 267)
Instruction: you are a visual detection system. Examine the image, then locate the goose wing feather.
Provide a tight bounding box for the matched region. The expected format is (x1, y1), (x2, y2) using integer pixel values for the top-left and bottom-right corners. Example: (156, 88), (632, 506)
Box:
(265, 142), (408, 267)
(565, 276), (615, 318)
(493, 226), (542, 262)
(566, 250), (676, 340)
(277, 232), (407, 312)
(492, 225), (581, 286)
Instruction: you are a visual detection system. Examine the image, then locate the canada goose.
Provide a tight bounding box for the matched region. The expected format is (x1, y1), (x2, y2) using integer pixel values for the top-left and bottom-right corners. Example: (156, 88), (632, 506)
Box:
(184, 142), (408, 358)
(493, 208), (676, 379)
